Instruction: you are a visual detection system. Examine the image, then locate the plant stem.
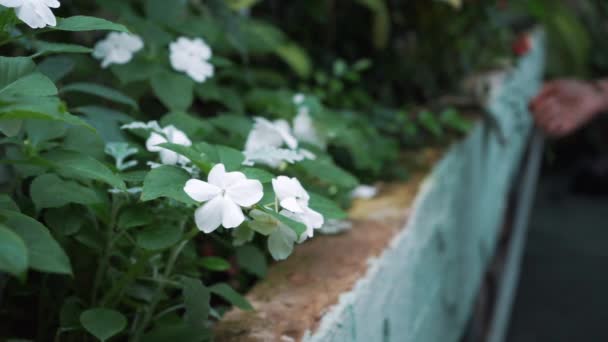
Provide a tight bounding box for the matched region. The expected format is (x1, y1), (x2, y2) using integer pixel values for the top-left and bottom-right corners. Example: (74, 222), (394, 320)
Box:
(131, 238), (190, 342)
(91, 196), (121, 305)
(0, 28), (50, 47)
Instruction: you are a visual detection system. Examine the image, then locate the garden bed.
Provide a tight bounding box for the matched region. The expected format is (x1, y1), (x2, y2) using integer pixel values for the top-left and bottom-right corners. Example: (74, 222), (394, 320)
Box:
(215, 32), (546, 342)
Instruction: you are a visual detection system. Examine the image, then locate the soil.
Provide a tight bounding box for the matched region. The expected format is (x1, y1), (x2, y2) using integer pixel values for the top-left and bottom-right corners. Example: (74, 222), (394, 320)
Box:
(214, 148), (443, 341)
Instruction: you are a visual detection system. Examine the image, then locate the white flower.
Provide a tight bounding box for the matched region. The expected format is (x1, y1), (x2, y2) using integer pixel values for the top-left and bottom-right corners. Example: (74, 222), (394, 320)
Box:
(245, 117), (297, 153)
(170, 37), (214, 83)
(93, 32), (144, 68)
(272, 176), (323, 238)
(293, 107), (325, 147)
(243, 146), (311, 168)
(292, 93), (305, 105)
(184, 164), (263, 233)
(0, 0), (59, 29)
(146, 125), (192, 165)
(351, 185), (378, 199)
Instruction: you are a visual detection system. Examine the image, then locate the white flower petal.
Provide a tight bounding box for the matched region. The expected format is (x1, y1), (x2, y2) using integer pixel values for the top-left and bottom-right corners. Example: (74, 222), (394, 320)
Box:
(0, 0), (23, 8)
(351, 185), (378, 199)
(194, 196), (224, 233)
(226, 178), (263, 207)
(221, 197), (245, 228)
(15, 3), (43, 28)
(279, 197), (304, 213)
(43, 0), (59, 8)
(33, 1), (56, 26)
(207, 163), (227, 187)
(302, 207), (324, 231)
(244, 124), (284, 152)
(146, 132), (167, 152)
(164, 125), (192, 146)
(274, 119), (298, 149)
(272, 176), (309, 202)
(184, 179), (221, 202)
(159, 149), (179, 165)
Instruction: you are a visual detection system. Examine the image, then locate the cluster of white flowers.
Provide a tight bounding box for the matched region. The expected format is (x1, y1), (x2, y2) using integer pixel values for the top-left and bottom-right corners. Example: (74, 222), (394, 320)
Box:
(121, 121), (193, 167)
(92, 33), (214, 83)
(272, 176), (323, 240)
(184, 164), (264, 233)
(0, 0), (60, 29)
(243, 116), (316, 168)
(145, 125), (192, 165)
(184, 164), (324, 240)
(169, 37), (214, 83)
(93, 32), (144, 68)
(0, 0), (218, 83)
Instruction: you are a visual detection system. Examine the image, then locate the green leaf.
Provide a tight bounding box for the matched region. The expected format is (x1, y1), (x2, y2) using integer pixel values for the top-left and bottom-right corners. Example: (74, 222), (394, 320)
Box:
(37, 55), (74, 82)
(75, 106), (130, 143)
(25, 120), (67, 145)
(309, 193), (347, 220)
(0, 194), (19, 211)
(232, 225), (254, 246)
(440, 108), (472, 134)
(145, 0), (187, 25)
(0, 119), (22, 136)
(136, 225), (182, 251)
(151, 71), (194, 111)
(0, 57), (35, 89)
(111, 60), (162, 84)
(30, 174), (101, 210)
(418, 111), (443, 138)
(240, 167), (273, 183)
(33, 41), (92, 57)
(80, 308), (127, 342)
(0, 97), (93, 129)
(182, 277), (210, 328)
(42, 150), (126, 190)
(62, 83), (138, 109)
(209, 283), (253, 310)
(141, 165), (196, 204)
(236, 245), (266, 278)
(353, 0), (390, 49)
(259, 207), (306, 237)
(117, 206), (153, 230)
(199, 256), (230, 271)
(247, 209), (279, 235)
(64, 125), (106, 160)
(267, 224), (296, 261)
(44, 206), (84, 236)
(157, 143), (212, 172)
(0, 209), (72, 275)
(299, 159), (358, 188)
(0, 72), (57, 98)
(216, 145), (244, 171)
(0, 223), (28, 277)
(55, 16), (129, 32)
(275, 43), (311, 78)
(160, 111), (213, 138)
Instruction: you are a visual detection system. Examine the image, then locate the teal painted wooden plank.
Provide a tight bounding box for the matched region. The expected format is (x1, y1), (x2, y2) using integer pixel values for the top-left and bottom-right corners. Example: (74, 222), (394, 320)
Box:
(304, 31), (545, 342)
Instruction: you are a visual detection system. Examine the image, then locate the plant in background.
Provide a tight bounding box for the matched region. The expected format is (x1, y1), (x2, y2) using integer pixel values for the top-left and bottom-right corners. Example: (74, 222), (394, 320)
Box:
(0, 1), (358, 341)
